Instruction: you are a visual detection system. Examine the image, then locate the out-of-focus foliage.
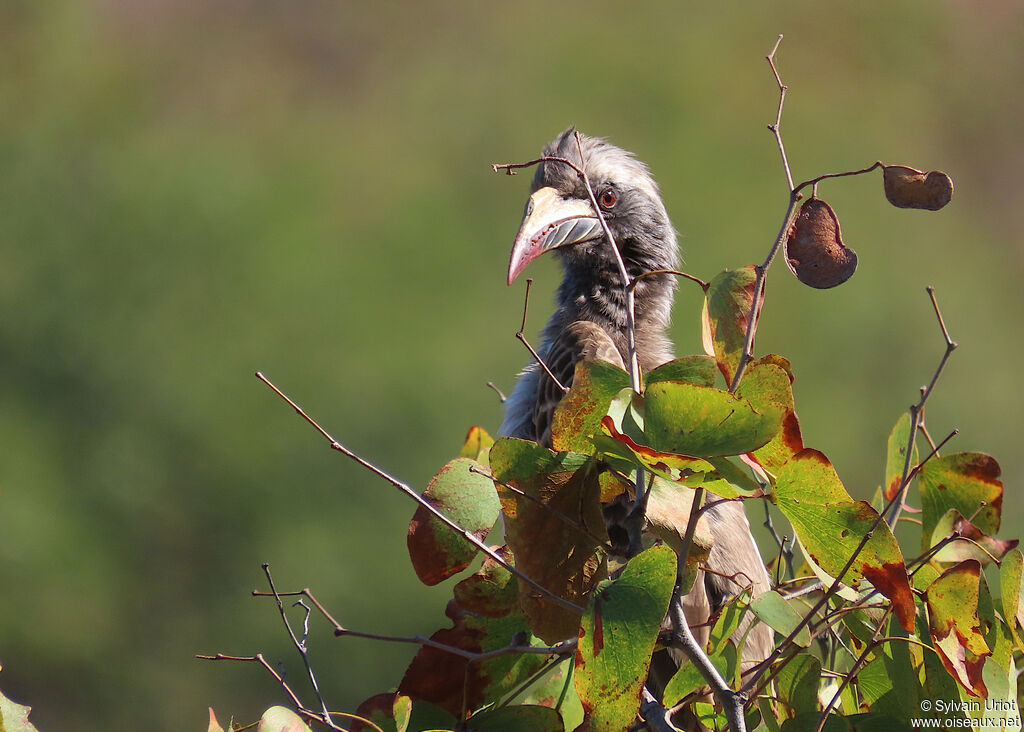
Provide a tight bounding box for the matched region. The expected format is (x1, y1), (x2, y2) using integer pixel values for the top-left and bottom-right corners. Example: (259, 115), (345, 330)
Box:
(0, 2), (1020, 731)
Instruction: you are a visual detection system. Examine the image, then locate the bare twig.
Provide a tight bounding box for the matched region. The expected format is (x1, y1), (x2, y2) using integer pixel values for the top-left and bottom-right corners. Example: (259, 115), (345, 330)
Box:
(262, 564), (338, 728)
(486, 381), (507, 403)
(255, 371), (584, 615)
(195, 653), (318, 725)
(517, 278), (569, 394)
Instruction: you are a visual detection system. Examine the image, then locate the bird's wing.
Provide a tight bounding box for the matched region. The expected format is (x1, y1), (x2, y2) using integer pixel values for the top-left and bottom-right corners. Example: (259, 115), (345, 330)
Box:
(533, 320), (624, 446)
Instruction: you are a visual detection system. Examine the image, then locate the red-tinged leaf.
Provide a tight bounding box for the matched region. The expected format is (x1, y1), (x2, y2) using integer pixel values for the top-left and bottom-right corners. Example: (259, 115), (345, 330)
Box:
(701, 266), (761, 384)
(925, 559), (991, 697)
(644, 381), (781, 458)
(207, 708), (226, 732)
(929, 509), (1019, 565)
(737, 359), (804, 473)
(398, 605), (549, 718)
(407, 457), (500, 586)
(883, 412), (917, 501)
(644, 355), (719, 387)
(575, 545), (676, 732)
(350, 693), (413, 732)
(466, 704), (565, 732)
(920, 453), (1003, 552)
(452, 547), (519, 618)
(774, 449), (915, 631)
(999, 549), (1024, 653)
(490, 438), (607, 643)
(598, 416), (762, 499)
(258, 707), (312, 732)
(551, 360), (630, 453)
(460, 425), (495, 461)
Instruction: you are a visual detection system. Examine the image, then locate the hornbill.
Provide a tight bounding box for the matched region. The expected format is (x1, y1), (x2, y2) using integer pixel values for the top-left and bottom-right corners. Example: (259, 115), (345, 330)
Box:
(498, 128), (773, 678)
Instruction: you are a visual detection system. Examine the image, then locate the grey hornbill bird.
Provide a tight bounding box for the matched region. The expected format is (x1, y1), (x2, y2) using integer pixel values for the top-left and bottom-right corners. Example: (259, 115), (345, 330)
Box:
(498, 128), (773, 675)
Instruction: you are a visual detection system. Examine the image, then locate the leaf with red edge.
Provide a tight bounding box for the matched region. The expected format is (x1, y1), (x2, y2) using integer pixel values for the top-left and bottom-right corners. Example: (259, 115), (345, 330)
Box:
(398, 603), (550, 718)
(598, 416), (761, 499)
(460, 425), (495, 461)
(490, 438), (608, 643)
(551, 360), (630, 453)
(929, 509), (1019, 566)
(407, 457), (500, 586)
(919, 452), (1003, 552)
(737, 358), (803, 473)
(644, 381), (781, 458)
(575, 545), (676, 732)
(350, 693), (413, 732)
(925, 559), (991, 697)
(884, 412), (917, 501)
(207, 708), (226, 732)
(701, 266), (760, 385)
(774, 449), (915, 631)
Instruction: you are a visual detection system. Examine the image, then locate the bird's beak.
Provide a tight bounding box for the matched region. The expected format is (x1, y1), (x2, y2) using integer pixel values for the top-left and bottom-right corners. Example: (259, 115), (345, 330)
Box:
(507, 186), (602, 285)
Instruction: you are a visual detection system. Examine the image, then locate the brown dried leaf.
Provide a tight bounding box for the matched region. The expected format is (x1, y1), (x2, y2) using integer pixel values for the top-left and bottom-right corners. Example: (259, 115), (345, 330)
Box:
(785, 198), (858, 289)
(883, 165), (953, 211)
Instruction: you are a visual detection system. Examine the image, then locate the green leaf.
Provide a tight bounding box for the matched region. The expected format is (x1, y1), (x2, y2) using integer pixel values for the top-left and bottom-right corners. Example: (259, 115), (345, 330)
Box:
(883, 413), (916, 501)
(575, 545), (676, 732)
(644, 355), (718, 387)
(551, 360), (630, 453)
(702, 266), (759, 385)
(350, 693), (413, 732)
(775, 652), (820, 719)
(644, 381), (781, 458)
(465, 705), (565, 732)
(1000, 548), (1024, 652)
(407, 457), (500, 585)
(452, 547), (519, 617)
(490, 438), (607, 643)
(662, 651), (731, 708)
(258, 707), (312, 732)
(737, 359), (803, 473)
(925, 559), (990, 697)
(748, 591), (811, 648)
(518, 658), (584, 732)
(857, 616), (920, 719)
(919, 452), (1003, 552)
(708, 590), (750, 656)
(774, 449), (915, 631)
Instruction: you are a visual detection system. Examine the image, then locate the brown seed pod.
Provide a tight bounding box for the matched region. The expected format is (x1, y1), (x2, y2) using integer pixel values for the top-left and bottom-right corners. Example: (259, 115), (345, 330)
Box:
(882, 165), (953, 210)
(785, 198), (858, 289)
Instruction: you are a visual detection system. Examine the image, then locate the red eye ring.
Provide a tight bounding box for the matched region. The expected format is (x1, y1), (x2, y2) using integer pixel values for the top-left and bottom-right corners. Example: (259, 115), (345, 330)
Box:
(599, 189), (617, 209)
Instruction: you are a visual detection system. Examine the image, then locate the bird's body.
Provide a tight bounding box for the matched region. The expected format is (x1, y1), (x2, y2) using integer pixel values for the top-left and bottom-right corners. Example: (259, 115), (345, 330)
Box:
(499, 129), (773, 676)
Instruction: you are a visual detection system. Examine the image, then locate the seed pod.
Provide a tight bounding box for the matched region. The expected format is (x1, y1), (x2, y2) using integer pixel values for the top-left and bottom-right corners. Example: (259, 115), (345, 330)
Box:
(785, 198), (858, 289)
(883, 165), (953, 210)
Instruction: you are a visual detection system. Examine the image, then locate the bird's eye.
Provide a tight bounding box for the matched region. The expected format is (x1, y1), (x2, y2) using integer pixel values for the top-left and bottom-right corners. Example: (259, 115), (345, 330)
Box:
(599, 189), (618, 209)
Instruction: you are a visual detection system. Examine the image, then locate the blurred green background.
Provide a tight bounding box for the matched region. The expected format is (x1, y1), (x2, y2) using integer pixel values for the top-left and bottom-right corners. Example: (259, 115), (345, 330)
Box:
(1, 1), (1021, 729)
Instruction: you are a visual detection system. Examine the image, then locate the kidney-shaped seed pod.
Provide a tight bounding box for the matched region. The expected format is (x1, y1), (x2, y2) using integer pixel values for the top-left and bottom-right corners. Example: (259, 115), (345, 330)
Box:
(785, 198), (858, 289)
(883, 165), (953, 211)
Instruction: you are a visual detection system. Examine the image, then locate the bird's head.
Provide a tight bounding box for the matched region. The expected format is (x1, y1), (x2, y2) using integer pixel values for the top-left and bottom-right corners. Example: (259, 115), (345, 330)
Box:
(507, 128), (678, 286)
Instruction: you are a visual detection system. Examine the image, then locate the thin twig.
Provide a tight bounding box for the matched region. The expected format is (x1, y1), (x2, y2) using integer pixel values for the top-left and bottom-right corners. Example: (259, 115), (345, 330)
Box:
(628, 268), (710, 292)
(815, 607), (892, 732)
(486, 381), (507, 403)
(255, 371), (584, 615)
(262, 564), (338, 728)
(517, 278), (569, 393)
